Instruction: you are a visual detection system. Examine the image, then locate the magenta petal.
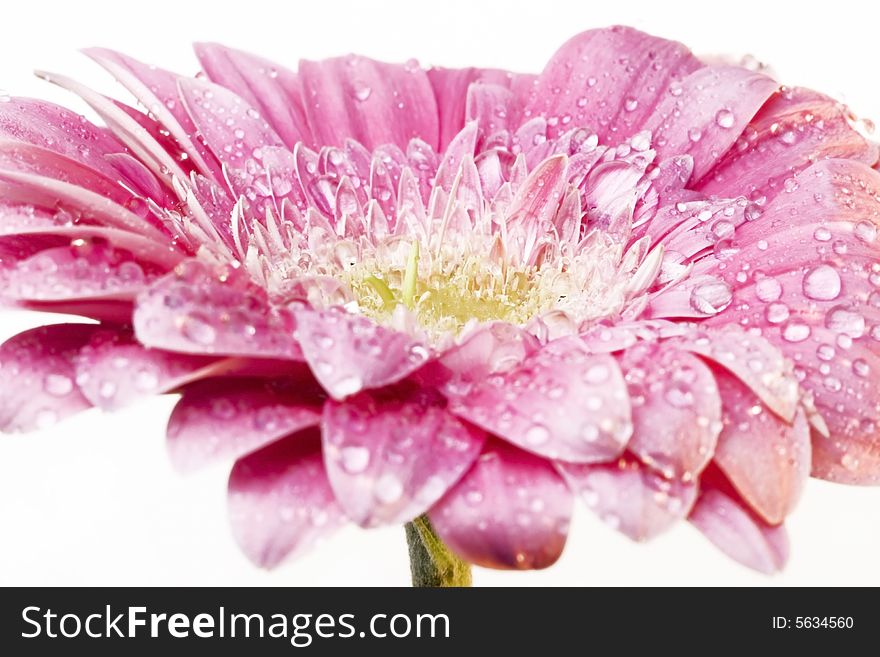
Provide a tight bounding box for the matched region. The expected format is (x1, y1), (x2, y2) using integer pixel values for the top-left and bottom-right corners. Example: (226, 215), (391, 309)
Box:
(0, 324), (96, 432)
(322, 389), (485, 527)
(697, 88), (879, 200)
(449, 336), (632, 463)
(74, 333), (223, 411)
(228, 429), (345, 568)
(621, 342), (721, 479)
(83, 48), (219, 178)
(429, 440), (573, 570)
(713, 371), (811, 524)
(293, 307), (429, 400)
(299, 55), (439, 151)
(643, 66), (779, 180)
(0, 97), (125, 180)
(5, 243), (157, 302)
(178, 77), (285, 181)
(523, 26), (702, 142)
(168, 380), (321, 472)
(689, 487), (789, 574)
(194, 42), (312, 149)
(428, 66), (524, 149)
(134, 260), (303, 360)
(557, 457), (698, 541)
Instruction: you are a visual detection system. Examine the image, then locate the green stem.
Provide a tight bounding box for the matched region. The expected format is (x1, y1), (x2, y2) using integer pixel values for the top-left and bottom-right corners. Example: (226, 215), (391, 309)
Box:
(404, 516), (472, 587)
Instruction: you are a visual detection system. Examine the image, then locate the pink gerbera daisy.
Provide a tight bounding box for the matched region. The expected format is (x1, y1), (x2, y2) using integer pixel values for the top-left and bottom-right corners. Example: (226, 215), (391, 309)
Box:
(1, 25), (878, 585)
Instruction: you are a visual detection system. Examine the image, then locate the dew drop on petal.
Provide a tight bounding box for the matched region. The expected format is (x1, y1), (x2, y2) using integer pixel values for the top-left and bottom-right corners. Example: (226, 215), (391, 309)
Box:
(340, 445), (370, 474)
(715, 108), (735, 129)
(802, 264), (841, 301)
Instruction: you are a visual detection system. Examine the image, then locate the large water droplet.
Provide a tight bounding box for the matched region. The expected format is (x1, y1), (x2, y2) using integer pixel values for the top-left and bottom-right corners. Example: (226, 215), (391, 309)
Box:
(715, 108), (735, 129)
(825, 306), (865, 338)
(340, 445), (370, 474)
(802, 264), (841, 301)
(690, 281), (732, 314)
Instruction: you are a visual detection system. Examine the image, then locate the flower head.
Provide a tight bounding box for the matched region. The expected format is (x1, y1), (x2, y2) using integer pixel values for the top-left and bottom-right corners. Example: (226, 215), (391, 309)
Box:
(2, 26), (878, 575)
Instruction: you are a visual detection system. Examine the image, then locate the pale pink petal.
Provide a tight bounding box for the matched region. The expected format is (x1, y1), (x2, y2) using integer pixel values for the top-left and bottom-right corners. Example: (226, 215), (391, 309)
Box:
(194, 42), (312, 149)
(177, 77), (285, 194)
(427, 66), (523, 149)
(704, 159), (880, 482)
(83, 48), (220, 178)
(104, 152), (172, 205)
(712, 371), (811, 524)
(299, 55), (439, 151)
(293, 307), (429, 399)
(0, 97), (124, 179)
(134, 260), (302, 360)
(322, 388), (485, 527)
(73, 332), (225, 411)
(620, 341), (721, 479)
(522, 26), (702, 142)
(643, 66), (779, 180)
(168, 377), (322, 472)
(558, 457), (698, 541)
(697, 88), (879, 199)
(423, 322), (539, 397)
(448, 336), (632, 463)
(0, 203), (177, 269)
(680, 326), (800, 422)
(689, 486), (789, 574)
(228, 429), (346, 568)
(0, 324), (96, 432)
(4, 243), (159, 302)
(429, 440), (573, 570)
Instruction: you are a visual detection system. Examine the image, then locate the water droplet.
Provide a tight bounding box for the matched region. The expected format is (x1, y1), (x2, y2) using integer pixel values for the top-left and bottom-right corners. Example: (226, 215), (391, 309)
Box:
(340, 445), (370, 474)
(782, 321), (811, 343)
(525, 424), (550, 446)
(766, 303), (790, 324)
(690, 281), (732, 314)
(715, 108), (735, 129)
(44, 373), (73, 397)
(181, 314), (217, 346)
(853, 358), (870, 378)
(374, 473), (404, 504)
(353, 81), (372, 102)
(826, 306), (865, 338)
(802, 264), (841, 301)
(755, 277), (782, 302)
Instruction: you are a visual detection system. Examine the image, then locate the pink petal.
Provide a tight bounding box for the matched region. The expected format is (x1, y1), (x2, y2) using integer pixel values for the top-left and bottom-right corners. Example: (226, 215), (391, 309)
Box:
(228, 429), (345, 568)
(558, 457), (698, 541)
(620, 342), (722, 479)
(0, 97), (125, 180)
(705, 159), (880, 482)
(680, 326), (800, 422)
(293, 307), (429, 400)
(689, 486), (789, 574)
(299, 55), (439, 151)
(133, 259), (303, 360)
(74, 332), (224, 411)
(4, 243), (158, 302)
(194, 43), (312, 149)
(0, 324), (96, 432)
(522, 26), (702, 142)
(643, 66), (779, 180)
(429, 440), (573, 570)
(448, 336), (632, 463)
(322, 388), (485, 527)
(83, 48), (219, 179)
(697, 88), (879, 200)
(712, 371), (811, 524)
(0, 203), (178, 270)
(424, 322), (539, 397)
(177, 77), (285, 193)
(168, 377), (322, 472)
(427, 66), (524, 149)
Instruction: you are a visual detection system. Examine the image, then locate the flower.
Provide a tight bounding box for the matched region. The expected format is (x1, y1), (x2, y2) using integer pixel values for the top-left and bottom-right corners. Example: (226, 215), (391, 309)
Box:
(1, 25), (878, 577)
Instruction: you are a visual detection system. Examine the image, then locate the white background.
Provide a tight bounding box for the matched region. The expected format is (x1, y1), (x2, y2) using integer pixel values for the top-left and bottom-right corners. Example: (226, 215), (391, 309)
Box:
(1, 0), (879, 586)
